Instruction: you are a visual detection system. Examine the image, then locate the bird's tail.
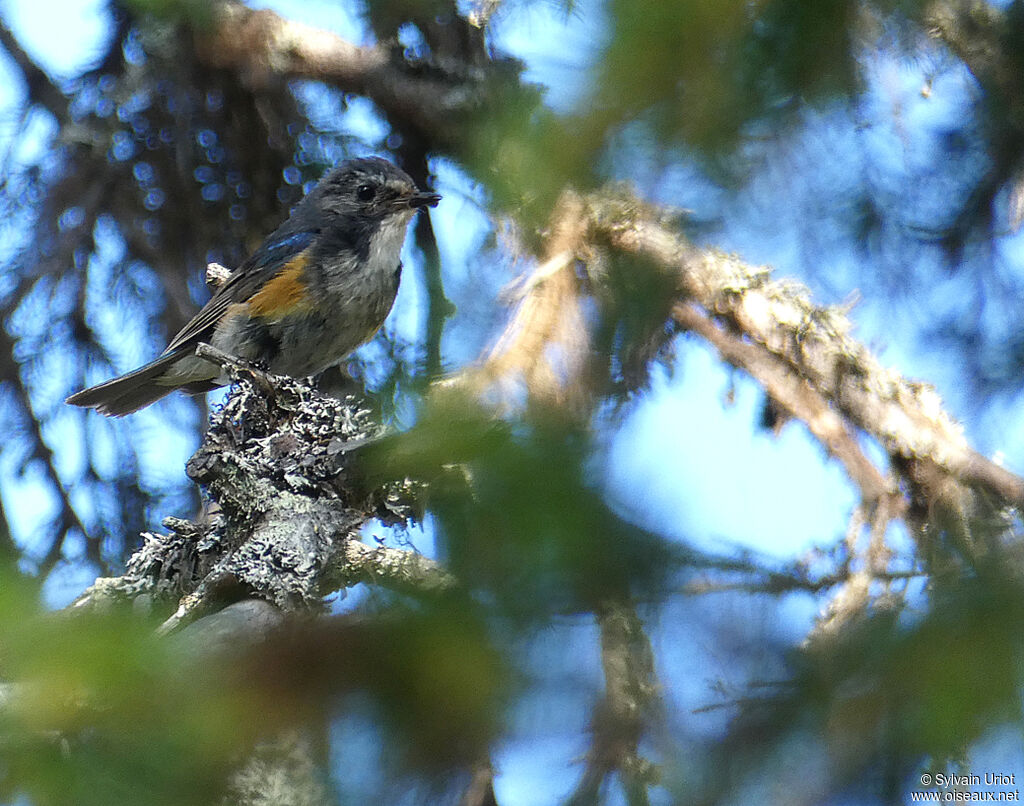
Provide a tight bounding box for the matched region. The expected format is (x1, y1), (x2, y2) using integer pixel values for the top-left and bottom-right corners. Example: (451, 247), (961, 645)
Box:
(66, 349), (193, 417)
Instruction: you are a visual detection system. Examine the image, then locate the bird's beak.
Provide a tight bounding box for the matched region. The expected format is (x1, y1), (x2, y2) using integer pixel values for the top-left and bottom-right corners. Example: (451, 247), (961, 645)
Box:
(407, 191), (442, 210)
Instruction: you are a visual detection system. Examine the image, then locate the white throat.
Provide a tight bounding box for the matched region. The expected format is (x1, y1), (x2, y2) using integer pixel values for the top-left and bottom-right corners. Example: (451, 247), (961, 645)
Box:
(368, 211), (414, 277)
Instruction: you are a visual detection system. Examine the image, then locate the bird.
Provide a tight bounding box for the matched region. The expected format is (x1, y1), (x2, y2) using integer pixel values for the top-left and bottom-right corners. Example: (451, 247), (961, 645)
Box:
(67, 157), (441, 416)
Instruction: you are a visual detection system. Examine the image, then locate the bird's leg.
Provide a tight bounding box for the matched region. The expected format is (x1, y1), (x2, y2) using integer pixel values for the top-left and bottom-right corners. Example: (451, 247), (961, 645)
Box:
(194, 342), (278, 400)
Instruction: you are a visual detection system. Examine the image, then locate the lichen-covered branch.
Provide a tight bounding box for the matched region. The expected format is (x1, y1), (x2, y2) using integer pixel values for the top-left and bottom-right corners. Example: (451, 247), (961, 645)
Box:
(587, 190), (1022, 508)
(595, 195), (987, 485)
(338, 541), (456, 597)
(671, 301), (897, 508)
(470, 186), (1024, 641)
(479, 187), (1024, 511)
(74, 357), (434, 623)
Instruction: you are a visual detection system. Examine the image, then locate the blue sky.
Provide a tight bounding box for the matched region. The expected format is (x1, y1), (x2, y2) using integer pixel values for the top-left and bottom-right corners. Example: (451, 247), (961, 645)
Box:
(2, 0), (1023, 802)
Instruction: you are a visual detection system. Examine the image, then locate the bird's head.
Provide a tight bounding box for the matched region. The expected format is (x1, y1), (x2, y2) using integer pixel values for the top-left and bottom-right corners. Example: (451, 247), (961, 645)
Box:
(315, 157), (441, 224)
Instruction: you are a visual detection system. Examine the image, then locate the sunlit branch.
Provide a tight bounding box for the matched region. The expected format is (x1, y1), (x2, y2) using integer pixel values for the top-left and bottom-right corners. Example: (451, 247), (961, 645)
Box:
(583, 191), (1024, 508)
(337, 541), (457, 597)
(0, 16), (65, 117)
(671, 301), (898, 508)
(195, 0), (506, 148)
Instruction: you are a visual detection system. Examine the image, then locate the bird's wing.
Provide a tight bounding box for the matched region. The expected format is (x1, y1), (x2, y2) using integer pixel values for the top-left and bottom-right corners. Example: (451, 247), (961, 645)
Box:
(164, 230), (319, 353)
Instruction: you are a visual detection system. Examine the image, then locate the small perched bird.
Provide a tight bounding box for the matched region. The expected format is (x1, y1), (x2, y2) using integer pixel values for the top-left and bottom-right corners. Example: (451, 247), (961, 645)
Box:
(67, 157), (441, 416)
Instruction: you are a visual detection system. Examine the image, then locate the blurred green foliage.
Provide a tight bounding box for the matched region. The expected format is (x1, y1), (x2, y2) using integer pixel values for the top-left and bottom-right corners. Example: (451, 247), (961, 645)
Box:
(697, 571), (1024, 800)
(3, 540), (1023, 803)
(0, 569), (506, 804)
(472, 0), (939, 217)
(0, 574), (237, 805)
(369, 393), (679, 621)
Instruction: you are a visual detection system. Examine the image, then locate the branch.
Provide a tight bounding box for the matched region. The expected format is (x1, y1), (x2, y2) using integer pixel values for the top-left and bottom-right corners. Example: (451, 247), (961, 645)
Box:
(582, 190), (1024, 507)
(0, 17), (65, 117)
(401, 146), (452, 378)
(671, 302), (898, 508)
(337, 541), (457, 597)
(0, 329), (94, 575)
(194, 0), (512, 148)
(569, 600), (660, 806)
(70, 362), (442, 632)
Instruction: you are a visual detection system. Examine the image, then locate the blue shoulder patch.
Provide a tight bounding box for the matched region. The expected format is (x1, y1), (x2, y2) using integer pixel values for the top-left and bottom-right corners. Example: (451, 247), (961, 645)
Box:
(251, 231), (317, 270)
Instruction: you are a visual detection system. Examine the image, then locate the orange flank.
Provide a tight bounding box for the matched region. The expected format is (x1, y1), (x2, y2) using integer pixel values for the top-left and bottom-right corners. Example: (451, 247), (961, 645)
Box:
(247, 253), (313, 319)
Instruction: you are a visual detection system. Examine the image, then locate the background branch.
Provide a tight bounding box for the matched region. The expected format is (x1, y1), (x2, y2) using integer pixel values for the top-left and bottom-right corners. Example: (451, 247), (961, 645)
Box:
(0, 16), (65, 116)
(195, 0), (509, 149)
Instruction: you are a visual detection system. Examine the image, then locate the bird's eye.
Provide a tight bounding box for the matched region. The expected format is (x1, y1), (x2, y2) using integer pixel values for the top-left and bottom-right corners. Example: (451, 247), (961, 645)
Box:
(356, 183), (375, 202)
